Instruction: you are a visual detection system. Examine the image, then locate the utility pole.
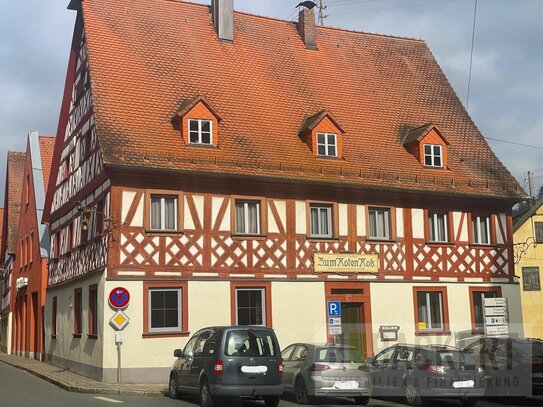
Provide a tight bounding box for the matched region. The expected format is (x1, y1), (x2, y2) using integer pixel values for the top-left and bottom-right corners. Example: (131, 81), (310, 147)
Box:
(526, 170), (534, 198)
(317, 0), (328, 26)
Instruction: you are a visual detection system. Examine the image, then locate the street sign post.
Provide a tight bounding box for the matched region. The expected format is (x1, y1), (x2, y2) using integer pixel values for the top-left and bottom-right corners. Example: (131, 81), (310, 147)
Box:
(327, 301), (341, 317)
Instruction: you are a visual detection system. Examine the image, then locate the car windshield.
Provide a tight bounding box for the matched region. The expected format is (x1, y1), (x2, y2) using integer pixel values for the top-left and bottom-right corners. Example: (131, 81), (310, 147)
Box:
(436, 350), (477, 369)
(316, 347), (365, 364)
(224, 329), (277, 357)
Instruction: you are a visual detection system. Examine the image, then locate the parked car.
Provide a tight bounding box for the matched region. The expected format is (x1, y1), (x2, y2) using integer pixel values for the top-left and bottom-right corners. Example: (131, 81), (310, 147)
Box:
(368, 344), (484, 406)
(168, 326), (283, 407)
(281, 343), (372, 405)
(463, 336), (543, 399)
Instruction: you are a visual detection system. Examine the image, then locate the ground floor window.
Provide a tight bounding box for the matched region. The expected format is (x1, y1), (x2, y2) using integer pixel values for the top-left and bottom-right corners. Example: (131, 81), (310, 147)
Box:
(231, 282), (272, 327)
(52, 296), (57, 338)
(73, 288), (82, 337)
(143, 281), (188, 336)
(413, 287), (449, 334)
(88, 285), (98, 338)
(469, 286), (501, 331)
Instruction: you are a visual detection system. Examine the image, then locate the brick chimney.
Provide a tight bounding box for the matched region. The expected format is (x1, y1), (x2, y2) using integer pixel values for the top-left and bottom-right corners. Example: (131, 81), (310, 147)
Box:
(298, 7), (317, 50)
(211, 0), (233, 42)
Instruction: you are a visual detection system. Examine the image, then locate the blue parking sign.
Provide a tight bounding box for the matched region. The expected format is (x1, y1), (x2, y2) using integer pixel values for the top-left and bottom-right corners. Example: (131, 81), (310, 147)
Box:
(327, 301), (341, 317)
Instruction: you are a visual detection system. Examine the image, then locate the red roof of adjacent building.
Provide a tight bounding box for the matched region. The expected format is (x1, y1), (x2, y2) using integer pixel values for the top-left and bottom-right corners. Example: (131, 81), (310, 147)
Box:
(39, 136), (56, 192)
(1, 152), (26, 258)
(80, 0), (523, 199)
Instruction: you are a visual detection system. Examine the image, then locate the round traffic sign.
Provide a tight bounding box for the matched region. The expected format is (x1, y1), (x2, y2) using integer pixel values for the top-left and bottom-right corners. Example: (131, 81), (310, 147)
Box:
(109, 287), (130, 309)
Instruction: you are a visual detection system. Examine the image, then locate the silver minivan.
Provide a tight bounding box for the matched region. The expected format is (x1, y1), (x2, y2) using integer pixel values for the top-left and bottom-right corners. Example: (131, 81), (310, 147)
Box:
(281, 343), (372, 404)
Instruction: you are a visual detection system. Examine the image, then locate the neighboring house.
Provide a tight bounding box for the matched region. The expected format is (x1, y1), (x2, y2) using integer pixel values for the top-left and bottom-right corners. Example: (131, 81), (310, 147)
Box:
(1, 151), (26, 354)
(42, 0), (524, 383)
(10, 132), (55, 359)
(513, 198), (543, 339)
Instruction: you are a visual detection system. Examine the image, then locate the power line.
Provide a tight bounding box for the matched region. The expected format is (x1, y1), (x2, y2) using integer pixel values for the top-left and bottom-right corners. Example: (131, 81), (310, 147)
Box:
(328, 0), (457, 16)
(465, 0), (478, 111)
(484, 137), (543, 150)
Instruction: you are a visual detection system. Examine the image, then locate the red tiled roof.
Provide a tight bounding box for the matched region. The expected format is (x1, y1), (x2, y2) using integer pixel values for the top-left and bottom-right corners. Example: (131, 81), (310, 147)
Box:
(81, 0), (523, 199)
(39, 136), (56, 192)
(1, 152), (26, 256)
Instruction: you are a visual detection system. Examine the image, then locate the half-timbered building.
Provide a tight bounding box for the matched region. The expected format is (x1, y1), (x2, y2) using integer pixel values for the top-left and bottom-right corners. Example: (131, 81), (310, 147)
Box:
(42, 0), (525, 382)
(10, 132), (54, 359)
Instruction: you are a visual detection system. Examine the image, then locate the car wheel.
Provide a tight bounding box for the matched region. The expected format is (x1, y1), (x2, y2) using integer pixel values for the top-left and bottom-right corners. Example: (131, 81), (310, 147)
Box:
(264, 396), (281, 407)
(295, 377), (310, 404)
(405, 383), (424, 406)
(200, 380), (215, 407)
(168, 373), (179, 399)
(354, 396), (370, 405)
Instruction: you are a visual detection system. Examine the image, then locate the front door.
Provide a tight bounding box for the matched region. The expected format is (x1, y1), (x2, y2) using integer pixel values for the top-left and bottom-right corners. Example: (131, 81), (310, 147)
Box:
(341, 302), (365, 356)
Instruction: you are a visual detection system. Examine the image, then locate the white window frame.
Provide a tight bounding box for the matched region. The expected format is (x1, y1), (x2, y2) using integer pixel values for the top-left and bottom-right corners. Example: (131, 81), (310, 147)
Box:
(368, 208), (391, 240)
(316, 132), (338, 157)
(472, 215), (491, 245)
(235, 288), (266, 326)
(188, 119), (213, 145)
(417, 291), (444, 331)
(309, 204), (333, 238)
(428, 212), (448, 242)
(424, 144), (443, 168)
(148, 288), (182, 333)
(235, 200), (261, 235)
(150, 195), (178, 231)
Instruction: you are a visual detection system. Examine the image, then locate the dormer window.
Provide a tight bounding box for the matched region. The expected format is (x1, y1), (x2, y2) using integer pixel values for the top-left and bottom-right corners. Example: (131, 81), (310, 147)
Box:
(424, 144), (443, 168)
(189, 119), (212, 145)
(316, 133), (337, 157)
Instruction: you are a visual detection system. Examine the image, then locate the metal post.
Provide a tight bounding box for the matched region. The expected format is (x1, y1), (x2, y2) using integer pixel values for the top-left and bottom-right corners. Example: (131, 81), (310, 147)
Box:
(117, 342), (121, 383)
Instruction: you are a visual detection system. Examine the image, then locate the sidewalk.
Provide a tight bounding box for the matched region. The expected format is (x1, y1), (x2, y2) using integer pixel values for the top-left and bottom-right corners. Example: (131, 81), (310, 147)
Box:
(0, 352), (167, 396)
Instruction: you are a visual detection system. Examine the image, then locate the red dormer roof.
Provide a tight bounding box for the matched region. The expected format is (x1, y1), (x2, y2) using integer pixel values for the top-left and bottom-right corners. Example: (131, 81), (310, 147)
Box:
(403, 123), (449, 146)
(78, 0), (523, 199)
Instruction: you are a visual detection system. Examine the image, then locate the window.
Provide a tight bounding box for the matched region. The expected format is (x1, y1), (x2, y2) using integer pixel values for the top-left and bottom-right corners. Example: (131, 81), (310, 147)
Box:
(424, 144), (443, 168)
(52, 297), (57, 338)
(472, 215), (491, 245)
(143, 281), (188, 336)
(88, 285), (98, 337)
(235, 200), (260, 235)
(236, 288), (265, 325)
(150, 195), (177, 231)
(535, 222), (543, 243)
(28, 232), (33, 263)
(316, 132), (337, 157)
(414, 287), (449, 333)
(522, 267), (541, 291)
(310, 204), (332, 238)
(368, 207), (391, 240)
(74, 288), (82, 337)
(470, 288), (500, 331)
(96, 200), (105, 235)
(148, 288), (182, 332)
(428, 212), (448, 242)
(188, 119), (212, 145)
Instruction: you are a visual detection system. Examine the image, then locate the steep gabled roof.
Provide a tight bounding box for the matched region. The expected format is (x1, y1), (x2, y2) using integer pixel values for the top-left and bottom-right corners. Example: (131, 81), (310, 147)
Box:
(1, 151), (26, 259)
(514, 198), (543, 233)
(39, 136), (56, 192)
(79, 0), (523, 199)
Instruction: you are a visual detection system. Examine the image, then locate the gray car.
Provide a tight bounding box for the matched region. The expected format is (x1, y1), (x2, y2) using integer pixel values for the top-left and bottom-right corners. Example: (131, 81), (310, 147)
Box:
(169, 326), (283, 407)
(281, 343), (372, 405)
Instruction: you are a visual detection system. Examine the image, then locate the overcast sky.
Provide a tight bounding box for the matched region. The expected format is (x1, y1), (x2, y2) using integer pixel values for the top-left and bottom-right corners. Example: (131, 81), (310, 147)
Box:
(1, 0), (542, 203)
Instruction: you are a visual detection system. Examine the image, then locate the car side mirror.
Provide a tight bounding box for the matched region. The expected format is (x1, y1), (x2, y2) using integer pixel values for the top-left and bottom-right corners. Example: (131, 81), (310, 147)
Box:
(174, 349), (183, 358)
(366, 357), (374, 365)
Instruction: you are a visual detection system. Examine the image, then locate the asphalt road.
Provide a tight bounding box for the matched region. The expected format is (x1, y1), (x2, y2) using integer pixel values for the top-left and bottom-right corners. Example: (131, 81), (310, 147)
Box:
(0, 362), (540, 407)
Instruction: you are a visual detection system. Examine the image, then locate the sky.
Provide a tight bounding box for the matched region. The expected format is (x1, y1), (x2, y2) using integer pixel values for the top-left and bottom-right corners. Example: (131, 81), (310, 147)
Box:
(0, 0), (542, 203)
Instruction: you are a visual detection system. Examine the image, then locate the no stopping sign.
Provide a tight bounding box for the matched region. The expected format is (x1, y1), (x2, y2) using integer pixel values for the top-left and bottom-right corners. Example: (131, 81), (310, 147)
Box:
(109, 287), (130, 309)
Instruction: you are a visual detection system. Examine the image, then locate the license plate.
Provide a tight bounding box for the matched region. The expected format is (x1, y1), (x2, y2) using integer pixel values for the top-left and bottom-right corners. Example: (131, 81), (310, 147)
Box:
(241, 365), (268, 374)
(333, 381), (359, 390)
(452, 380), (475, 389)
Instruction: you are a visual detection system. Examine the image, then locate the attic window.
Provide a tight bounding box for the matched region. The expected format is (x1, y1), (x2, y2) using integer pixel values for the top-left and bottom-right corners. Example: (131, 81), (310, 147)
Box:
(424, 144), (443, 168)
(317, 133), (337, 157)
(189, 119), (212, 145)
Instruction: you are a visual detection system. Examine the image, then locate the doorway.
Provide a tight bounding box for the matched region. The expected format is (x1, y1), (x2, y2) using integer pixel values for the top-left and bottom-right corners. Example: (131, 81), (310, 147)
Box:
(31, 292), (39, 359)
(341, 302), (365, 356)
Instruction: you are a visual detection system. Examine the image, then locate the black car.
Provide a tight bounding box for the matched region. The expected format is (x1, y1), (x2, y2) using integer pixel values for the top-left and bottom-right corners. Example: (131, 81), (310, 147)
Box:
(369, 344), (484, 406)
(168, 326), (283, 407)
(464, 336), (543, 399)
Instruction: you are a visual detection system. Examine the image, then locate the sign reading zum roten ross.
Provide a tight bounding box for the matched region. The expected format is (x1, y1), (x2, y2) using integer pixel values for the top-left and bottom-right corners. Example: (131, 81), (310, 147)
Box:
(314, 253), (379, 274)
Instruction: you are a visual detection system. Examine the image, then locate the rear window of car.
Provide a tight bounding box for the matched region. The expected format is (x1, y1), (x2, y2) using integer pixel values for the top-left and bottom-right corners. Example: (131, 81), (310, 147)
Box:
(436, 350), (477, 369)
(224, 329), (277, 357)
(316, 347), (365, 364)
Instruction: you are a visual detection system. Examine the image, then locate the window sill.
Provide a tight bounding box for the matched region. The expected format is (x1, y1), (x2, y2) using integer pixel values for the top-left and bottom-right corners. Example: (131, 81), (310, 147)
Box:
(145, 230), (184, 236)
(366, 238), (396, 244)
(307, 237), (339, 243)
(72, 333), (82, 339)
(316, 155), (340, 160)
(187, 143), (217, 149)
(142, 331), (190, 339)
(231, 234), (267, 241)
(469, 243), (496, 249)
(415, 330), (451, 337)
(87, 334), (98, 339)
(425, 241), (456, 246)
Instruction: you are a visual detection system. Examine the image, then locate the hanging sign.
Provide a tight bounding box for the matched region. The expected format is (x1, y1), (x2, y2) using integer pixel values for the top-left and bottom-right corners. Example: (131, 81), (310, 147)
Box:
(314, 253), (379, 274)
(109, 287), (130, 309)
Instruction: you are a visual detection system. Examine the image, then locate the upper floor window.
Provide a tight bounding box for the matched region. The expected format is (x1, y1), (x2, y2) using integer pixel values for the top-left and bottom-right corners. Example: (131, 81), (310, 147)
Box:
(310, 204), (333, 238)
(316, 133), (337, 157)
(151, 195), (177, 231)
(368, 207), (391, 240)
(189, 119), (212, 145)
(472, 215), (490, 245)
(235, 200), (261, 235)
(535, 222), (543, 243)
(428, 212), (448, 243)
(424, 144), (443, 168)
